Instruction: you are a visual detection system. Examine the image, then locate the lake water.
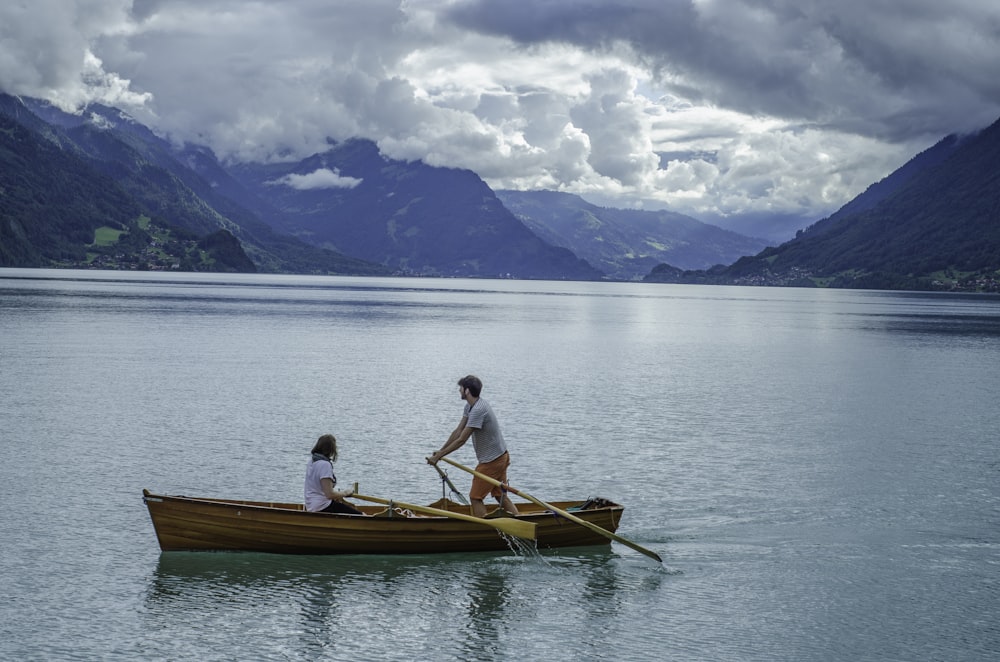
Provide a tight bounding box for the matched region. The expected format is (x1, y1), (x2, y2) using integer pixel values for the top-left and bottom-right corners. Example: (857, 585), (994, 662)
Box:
(1, 268), (998, 661)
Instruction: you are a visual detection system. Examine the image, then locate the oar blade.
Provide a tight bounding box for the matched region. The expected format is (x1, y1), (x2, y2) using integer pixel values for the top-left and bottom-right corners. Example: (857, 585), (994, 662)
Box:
(441, 457), (661, 563)
(487, 516), (536, 540)
(354, 493), (537, 540)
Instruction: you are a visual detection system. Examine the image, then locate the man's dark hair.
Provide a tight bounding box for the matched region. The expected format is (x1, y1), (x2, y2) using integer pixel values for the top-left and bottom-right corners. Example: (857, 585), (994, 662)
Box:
(458, 375), (483, 397)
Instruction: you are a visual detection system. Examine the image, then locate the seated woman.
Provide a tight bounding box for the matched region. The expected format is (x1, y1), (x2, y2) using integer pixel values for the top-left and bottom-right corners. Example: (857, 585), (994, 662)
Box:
(304, 434), (364, 515)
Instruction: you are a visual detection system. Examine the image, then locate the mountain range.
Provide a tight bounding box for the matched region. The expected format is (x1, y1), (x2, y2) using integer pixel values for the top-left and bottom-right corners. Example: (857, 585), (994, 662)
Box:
(646, 117), (1000, 291)
(3, 93), (760, 280)
(495, 190), (768, 280)
(216, 139), (600, 279)
(1, 91), (998, 290)
(0, 95), (385, 274)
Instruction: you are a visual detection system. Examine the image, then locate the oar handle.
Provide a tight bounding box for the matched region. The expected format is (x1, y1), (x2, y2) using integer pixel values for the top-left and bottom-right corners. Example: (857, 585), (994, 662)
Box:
(441, 457), (662, 563)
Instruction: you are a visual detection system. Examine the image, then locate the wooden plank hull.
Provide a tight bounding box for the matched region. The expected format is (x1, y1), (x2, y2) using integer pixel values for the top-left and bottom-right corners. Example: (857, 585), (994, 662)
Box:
(143, 490), (625, 555)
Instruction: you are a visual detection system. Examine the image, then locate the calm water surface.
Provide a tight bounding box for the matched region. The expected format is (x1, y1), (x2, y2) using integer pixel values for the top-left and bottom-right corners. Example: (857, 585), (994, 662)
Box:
(1, 268), (998, 661)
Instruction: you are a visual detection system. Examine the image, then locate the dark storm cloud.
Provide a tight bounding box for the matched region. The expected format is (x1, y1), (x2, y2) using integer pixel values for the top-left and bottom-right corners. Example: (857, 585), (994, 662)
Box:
(445, 0), (1000, 140)
(1, 0), (998, 224)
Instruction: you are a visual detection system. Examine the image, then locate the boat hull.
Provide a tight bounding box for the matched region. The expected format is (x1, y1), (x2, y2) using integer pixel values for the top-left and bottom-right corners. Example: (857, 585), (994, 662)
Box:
(143, 490), (624, 555)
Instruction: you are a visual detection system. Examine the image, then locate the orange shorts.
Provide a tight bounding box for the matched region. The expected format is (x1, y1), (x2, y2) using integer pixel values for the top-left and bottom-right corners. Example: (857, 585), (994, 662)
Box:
(470, 452), (511, 501)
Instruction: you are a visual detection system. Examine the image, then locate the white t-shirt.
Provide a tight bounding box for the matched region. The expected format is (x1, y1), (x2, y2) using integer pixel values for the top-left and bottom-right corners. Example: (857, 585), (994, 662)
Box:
(304, 458), (336, 512)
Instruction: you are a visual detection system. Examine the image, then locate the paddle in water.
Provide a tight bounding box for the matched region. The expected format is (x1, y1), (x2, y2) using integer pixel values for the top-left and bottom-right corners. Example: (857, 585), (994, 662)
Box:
(441, 457), (662, 563)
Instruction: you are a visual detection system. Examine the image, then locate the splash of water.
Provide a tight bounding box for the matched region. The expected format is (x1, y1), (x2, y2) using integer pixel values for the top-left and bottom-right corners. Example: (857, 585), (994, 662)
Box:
(499, 531), (545, 560)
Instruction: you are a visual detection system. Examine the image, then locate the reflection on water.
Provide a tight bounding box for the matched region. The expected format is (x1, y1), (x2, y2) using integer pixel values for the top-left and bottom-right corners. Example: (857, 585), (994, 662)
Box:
(145, 547), (642, 608)
(143, 547), (666, 659)
(461, 564), (513, 659)
(146, 552), (421, 606)
(862, 312), (1000, 338)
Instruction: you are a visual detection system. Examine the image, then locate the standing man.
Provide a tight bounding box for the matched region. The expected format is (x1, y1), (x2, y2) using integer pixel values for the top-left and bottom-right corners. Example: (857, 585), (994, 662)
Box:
(427, 375), (519, 517)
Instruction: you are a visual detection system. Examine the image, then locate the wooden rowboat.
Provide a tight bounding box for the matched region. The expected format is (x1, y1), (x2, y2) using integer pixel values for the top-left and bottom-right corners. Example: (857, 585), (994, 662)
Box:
(142, 489), (624, 555)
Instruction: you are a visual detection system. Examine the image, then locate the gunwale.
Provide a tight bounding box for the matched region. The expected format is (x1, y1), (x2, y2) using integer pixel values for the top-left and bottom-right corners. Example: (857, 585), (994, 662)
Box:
(143, 489), (624, 555)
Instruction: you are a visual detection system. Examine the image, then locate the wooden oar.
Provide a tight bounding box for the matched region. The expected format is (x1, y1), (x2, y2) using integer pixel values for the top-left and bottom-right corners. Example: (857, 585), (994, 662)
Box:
(441, 457), (662, 563)
(353, 493), (537, 540)
(432, 463), (470, 505)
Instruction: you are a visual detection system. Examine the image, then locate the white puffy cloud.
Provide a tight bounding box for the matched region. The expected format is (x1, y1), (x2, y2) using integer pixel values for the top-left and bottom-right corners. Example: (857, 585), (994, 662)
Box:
(1, 0), (998, 234)
(269, 168), (362, 190)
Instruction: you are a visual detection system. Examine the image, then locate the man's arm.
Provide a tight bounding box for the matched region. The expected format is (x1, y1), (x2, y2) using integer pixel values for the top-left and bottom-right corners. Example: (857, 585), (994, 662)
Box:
(427, 417), (472, 464)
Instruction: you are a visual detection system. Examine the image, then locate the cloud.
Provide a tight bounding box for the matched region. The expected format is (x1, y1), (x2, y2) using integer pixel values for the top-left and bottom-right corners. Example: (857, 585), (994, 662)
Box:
(269, 168), (362, 190)
(0, 0), (148, 110)
(447, 0), (1000, 137)
(1, 0), (998, 232)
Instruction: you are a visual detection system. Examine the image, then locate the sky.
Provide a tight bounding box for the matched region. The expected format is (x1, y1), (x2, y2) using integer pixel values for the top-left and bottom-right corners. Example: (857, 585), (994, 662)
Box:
(3, 0), (999, 232)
